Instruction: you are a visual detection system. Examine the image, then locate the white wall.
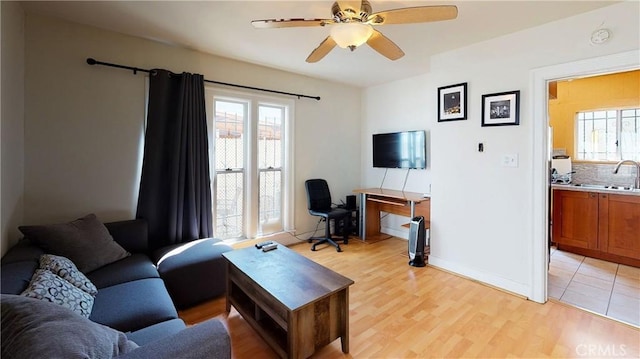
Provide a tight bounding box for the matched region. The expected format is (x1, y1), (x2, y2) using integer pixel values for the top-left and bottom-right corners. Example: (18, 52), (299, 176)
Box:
(23, 14), (361, 237)
(362, 2), (640, 298)
(1, 2), (25, 256)
(362, 75), (433, 236)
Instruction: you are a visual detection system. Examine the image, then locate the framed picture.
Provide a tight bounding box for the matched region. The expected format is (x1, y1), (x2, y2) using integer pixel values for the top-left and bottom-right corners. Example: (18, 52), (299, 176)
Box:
(438, 82), (467, 122)
(481, 90), (520, 126)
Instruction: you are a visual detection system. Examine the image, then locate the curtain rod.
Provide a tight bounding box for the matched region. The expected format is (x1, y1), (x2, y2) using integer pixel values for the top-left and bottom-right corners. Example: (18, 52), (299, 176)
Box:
(86, 58), (321, 101)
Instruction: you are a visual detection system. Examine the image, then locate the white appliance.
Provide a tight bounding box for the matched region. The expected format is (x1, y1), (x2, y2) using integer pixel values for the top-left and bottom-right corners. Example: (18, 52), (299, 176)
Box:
(551, 157), (572, 184)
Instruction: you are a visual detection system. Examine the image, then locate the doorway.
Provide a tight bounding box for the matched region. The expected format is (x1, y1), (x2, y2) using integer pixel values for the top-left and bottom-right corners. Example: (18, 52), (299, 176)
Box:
(531, 50), (639, 325)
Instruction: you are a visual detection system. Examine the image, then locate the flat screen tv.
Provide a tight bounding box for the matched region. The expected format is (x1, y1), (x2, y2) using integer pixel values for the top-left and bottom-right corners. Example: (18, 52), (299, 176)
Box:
(373, 130), (426, 169)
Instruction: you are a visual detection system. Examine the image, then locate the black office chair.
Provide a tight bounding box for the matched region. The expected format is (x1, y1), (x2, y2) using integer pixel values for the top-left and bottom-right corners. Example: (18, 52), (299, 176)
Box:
(305, 179), (350, 252)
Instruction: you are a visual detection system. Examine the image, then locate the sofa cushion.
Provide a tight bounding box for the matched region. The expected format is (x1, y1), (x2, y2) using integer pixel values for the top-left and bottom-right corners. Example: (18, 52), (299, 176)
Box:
(19, 214), (130, 273)
(86, 254), (160, 289)
(153, 238), (232, 309)
(0, 261), (39, 295)
(125, 319), (186, 346)
(1, 294), (138, 359)
(0, 239), (44, 265)
(104, 219), (149, 254)
(21, 269), (94, 318)
(90, 278), (178, 332)
(120, 318), (231, 359)
(40, 254), (98, 296)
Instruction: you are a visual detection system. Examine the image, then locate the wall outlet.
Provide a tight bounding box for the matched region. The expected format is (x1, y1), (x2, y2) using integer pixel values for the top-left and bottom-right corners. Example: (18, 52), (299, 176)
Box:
(502, 154), (519, 167)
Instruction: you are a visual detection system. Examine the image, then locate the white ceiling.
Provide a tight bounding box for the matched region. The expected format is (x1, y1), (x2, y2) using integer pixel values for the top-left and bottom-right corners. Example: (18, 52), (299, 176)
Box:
(21, 1), (618, 87)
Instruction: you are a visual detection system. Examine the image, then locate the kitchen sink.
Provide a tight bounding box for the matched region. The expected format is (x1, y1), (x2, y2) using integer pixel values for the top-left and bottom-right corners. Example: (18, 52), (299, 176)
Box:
(572, 184), (607, 189)
(572, 183), (638, 192)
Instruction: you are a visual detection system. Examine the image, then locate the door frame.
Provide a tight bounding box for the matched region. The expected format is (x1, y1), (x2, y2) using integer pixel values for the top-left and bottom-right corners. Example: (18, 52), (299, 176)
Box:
(529, 50), (639, 303)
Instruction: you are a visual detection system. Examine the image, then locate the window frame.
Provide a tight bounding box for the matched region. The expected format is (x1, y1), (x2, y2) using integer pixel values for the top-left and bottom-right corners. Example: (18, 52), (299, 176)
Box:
(205, 87), (295, 240)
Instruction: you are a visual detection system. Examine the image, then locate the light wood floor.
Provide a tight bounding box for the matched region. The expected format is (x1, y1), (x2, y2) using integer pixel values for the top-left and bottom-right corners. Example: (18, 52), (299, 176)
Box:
(179, 237), (640, 358)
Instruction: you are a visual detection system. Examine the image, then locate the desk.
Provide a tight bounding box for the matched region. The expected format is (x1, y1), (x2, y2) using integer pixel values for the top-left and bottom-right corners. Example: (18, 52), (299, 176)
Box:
(353, 188), (430, 242)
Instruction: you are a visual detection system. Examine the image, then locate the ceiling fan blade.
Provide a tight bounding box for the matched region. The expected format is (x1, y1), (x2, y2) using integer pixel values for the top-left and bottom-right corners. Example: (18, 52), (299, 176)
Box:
(306, 36), (337, 63)
(367, 5), (458, 25)
(252, 18), (334, 29)
(366, 29), (404, 61)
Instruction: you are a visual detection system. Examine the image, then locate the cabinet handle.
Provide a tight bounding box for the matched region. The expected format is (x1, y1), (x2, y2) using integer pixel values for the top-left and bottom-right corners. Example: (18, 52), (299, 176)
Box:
(601, 194), (607, 199)
(590, 193), (596, 198)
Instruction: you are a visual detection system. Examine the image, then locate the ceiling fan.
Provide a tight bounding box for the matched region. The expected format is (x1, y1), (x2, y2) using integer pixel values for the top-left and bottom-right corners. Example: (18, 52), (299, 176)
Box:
(251, 0), (458, 63)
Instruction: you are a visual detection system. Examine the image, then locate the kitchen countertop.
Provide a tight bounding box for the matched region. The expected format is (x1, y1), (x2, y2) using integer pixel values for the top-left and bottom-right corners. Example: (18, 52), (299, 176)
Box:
(551, 183), (640, 196)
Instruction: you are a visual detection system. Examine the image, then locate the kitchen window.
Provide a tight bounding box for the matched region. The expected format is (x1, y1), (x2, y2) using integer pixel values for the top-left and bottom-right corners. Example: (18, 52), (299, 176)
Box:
(575, 108), (640, 161)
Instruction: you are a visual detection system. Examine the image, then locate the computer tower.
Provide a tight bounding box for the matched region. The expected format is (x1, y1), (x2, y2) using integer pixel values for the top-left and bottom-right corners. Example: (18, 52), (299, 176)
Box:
(408, 215), (426, 267)
(346, 195), (356, 210)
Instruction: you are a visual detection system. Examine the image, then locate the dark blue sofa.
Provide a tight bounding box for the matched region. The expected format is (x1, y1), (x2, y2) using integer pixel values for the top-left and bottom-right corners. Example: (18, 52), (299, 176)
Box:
(1, 219), (232, 358)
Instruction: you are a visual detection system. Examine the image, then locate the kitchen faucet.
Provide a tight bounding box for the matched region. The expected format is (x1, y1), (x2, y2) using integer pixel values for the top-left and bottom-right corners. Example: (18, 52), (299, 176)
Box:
(613, 159), (640, 189)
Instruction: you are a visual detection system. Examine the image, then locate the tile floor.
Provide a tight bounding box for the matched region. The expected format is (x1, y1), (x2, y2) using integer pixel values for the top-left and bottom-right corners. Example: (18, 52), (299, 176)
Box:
(549, 247), (640, 327)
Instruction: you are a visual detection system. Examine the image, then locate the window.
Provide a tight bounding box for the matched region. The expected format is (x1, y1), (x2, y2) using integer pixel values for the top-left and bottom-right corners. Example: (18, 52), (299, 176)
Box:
(206, 89), (294, 240)
(213, 100), (246, 239)
(258, 105), (285, 234)
(576, 108), (640, 161)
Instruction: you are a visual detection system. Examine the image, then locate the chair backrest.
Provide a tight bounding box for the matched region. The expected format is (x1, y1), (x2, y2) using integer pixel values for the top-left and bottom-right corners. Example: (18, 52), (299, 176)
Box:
(305, 179), (332, 211)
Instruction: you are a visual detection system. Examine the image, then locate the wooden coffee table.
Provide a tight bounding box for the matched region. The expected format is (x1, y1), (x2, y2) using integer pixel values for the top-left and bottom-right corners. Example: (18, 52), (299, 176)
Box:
(222, 243), (354, 359)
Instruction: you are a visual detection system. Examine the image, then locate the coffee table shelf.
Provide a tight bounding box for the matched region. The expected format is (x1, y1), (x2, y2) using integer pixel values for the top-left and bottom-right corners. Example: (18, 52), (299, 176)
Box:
(228, 275), (288, 357)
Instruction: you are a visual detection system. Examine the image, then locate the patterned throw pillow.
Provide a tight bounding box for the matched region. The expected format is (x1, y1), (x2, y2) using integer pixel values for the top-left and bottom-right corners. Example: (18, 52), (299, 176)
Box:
(39, 254), (98, 296)
(21, 269), (94, 318)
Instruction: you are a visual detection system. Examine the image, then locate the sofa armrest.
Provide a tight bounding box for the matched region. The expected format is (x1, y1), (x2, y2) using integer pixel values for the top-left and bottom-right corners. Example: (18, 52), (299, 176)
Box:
(104, 220), (149, 254)
(118, 318), (231, 359)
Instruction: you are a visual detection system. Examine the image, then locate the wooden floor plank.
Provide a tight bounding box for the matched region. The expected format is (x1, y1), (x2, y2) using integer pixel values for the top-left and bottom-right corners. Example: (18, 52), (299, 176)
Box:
(179, 237), (640, 358)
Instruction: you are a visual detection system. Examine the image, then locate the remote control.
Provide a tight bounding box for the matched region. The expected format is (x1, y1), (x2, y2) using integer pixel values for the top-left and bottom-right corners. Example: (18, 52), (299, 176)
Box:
(255, 241), (273, 249)
(262, 243), (278, 252)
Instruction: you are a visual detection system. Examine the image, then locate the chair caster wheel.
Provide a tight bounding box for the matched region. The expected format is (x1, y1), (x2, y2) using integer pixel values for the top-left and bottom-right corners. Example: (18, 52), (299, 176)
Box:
(336, 247), (342, 252)
(311, 247), (317, 251)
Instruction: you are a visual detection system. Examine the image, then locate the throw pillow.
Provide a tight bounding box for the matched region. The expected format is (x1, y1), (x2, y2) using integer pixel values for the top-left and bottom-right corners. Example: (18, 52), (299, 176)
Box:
(21, 269), (94, 318)
(40, 254), (98, 296)
(1, 294), (138, 359)
(19, 214), (130, 273)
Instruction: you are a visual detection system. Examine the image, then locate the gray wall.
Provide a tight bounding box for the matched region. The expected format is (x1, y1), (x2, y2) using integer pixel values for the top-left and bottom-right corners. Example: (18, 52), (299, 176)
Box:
(21, 13), (362, 237)
(1, 2), (25, 256)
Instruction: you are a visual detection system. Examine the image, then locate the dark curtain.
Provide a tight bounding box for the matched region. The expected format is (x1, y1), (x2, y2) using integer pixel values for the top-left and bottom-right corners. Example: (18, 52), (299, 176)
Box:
(136, 69), (213, 250)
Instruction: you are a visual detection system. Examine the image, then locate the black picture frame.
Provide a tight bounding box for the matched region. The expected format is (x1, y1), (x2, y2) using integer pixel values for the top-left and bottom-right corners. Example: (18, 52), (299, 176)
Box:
(438, 82), (467, 122)
(481, 90), (520, 127)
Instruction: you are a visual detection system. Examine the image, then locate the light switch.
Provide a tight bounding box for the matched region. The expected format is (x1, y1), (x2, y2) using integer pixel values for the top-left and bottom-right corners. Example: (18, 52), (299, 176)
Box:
(502, 154), (518, 167)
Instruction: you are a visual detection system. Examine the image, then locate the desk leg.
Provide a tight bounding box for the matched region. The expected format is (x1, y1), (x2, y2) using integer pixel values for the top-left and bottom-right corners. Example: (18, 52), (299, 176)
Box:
(358, 193), (367, 240)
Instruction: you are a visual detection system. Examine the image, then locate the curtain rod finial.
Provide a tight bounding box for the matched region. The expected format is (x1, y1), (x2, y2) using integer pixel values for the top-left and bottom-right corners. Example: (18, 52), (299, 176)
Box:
(86, 58), (97, 65)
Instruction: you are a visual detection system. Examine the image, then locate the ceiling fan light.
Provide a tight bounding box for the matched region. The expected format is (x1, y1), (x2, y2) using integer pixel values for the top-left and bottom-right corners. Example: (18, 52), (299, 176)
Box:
(330, 22), (373, 49)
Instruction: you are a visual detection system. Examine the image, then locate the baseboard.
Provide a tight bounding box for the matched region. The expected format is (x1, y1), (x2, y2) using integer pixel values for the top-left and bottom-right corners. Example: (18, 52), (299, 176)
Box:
(428, 256), (530, 299)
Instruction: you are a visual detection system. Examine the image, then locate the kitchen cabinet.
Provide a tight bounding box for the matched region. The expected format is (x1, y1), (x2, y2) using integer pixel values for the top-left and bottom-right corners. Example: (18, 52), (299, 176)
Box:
(552, 190), (598, 250)
(599, 193), (640, 260)
(553, 189), (640, 266)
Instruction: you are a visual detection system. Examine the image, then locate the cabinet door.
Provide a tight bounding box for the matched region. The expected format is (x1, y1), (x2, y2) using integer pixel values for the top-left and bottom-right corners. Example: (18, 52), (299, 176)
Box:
(599, 193), (640, 260)
(552, 190), (598, 249)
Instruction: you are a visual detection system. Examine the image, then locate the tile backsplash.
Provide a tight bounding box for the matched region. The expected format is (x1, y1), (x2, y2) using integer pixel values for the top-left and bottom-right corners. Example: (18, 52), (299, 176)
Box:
(572, 162), (638, 187)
